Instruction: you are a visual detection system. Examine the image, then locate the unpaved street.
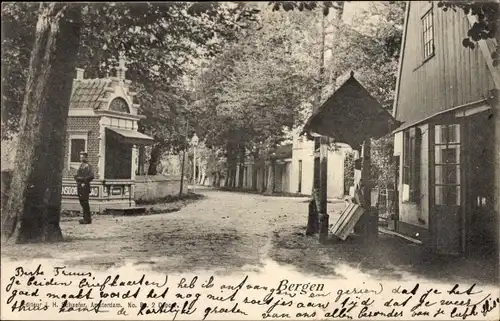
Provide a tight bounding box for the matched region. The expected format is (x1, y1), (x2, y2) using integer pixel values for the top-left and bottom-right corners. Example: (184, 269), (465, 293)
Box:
(2, 188), (497, 285)
(2, 188), (322, 274)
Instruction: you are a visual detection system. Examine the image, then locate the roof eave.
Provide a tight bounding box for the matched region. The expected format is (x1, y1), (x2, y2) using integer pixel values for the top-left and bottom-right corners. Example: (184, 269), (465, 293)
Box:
(302, 75), (401, 146)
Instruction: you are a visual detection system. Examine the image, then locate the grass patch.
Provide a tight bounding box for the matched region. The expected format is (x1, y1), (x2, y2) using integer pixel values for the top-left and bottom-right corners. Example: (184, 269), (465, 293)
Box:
(140, 193), (205, 215)
(135, 192), (204, 205)
(61, 193), (206, 217)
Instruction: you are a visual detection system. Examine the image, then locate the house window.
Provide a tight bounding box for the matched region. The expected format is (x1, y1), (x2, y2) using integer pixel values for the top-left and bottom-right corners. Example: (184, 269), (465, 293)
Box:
(422, 8), (434, 60)
(68, 132), (88, 168)
(434, 124), (461, 206)
(402, 127), (422, 202)
(109, 97), (130, 113)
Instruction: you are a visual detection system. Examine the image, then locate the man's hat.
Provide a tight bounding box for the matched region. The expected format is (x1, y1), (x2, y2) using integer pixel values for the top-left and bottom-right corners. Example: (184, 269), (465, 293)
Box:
(80, 151), (88, 157)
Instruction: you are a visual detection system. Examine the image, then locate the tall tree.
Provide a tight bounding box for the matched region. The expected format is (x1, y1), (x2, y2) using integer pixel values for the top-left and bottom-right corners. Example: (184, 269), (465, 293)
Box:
(1, 2), (260, 242)
(2, 3), (83, 243)
(1, 2), (260, 145)
(192, 5), (321, 187)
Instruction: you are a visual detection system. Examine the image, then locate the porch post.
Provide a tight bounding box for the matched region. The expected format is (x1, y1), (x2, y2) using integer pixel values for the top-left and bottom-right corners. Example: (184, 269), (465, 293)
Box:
(131, 145), (137, 181)
(318, 136), (329, 243)
(493, 98), (500, 251)
(98, 120), (106, 179)
(361, 138), (376, 240)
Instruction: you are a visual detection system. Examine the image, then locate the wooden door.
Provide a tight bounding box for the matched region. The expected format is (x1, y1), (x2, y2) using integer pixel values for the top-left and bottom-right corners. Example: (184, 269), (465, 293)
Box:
(431, 123), (462, 255)
(465, 112), (495, 254)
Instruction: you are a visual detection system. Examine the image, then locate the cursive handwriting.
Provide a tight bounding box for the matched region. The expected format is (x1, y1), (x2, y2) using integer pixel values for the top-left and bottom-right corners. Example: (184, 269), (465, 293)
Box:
(78, 274), (167, 291)
(203, 303), (247, 320)
(54, 266), (92, 278)
(335, 283), (384, 302)
(3, 264), (499, 320)
(58, 299), (104, 313)
(15, 265), (44, 277)
(276, 279), (325, 296)
(10, 300), (49, 313)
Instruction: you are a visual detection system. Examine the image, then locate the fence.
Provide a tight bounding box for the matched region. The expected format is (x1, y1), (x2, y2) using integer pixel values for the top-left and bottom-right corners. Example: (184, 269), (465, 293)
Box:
(134, 174), (187, 202)
(375, 188), (397, 227)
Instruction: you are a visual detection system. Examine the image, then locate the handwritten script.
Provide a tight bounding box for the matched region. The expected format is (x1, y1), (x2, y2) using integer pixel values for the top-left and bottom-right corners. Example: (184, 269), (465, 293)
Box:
(2, 264), (499, 320)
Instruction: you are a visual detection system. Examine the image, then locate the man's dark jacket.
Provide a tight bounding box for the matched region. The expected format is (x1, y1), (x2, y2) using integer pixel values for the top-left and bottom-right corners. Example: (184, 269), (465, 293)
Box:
(74, 162), (94, 200)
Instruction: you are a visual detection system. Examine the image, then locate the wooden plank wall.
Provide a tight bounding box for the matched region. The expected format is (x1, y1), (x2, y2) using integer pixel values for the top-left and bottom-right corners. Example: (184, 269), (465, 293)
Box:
(395, 1), (495, 125)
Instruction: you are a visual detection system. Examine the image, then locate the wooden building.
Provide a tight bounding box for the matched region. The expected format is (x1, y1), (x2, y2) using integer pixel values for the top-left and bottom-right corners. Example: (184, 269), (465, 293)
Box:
(392, 1), (499, 255)
(61, 60), (154, 212)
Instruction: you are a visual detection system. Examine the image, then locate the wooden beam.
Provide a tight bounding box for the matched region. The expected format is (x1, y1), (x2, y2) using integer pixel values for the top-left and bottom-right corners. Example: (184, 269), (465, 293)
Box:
(361, 139), (371, 210)
(319, 136), (329, 243)
(319, 136), (328, 215)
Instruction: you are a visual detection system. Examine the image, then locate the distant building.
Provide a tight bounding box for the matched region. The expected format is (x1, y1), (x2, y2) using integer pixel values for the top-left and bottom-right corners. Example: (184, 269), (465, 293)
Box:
(235, 144), (293, 193)
(230, 128), (351, 198)
(392, 1), (499, 255)
(289, 129), (351, 198)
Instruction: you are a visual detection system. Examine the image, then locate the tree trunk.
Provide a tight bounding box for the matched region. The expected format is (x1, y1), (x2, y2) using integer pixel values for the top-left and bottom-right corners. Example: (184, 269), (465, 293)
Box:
(226, 143), (238, 188)
(138, 146), (146, 175)
(224, 143), (231, 187)
(238, 145), (245, 189)
(147, 144), (162, 175)
(251, 150), (259, 190)
(215, 172), (220, 187)
(225, 166), (230, 187)
(231, 168), (237, 188)
(260, 163), (266, 193)
(198, 164), (206, 185)
(267, 160), (276, 194)
(2, 3), (83, 243)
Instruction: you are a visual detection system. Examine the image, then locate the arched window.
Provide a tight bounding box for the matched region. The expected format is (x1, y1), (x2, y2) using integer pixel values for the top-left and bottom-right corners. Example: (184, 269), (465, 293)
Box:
(109, 97), (130, 113)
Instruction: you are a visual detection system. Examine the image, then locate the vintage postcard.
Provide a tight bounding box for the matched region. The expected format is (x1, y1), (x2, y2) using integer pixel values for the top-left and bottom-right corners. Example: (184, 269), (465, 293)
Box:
(1, 1), (499, 320)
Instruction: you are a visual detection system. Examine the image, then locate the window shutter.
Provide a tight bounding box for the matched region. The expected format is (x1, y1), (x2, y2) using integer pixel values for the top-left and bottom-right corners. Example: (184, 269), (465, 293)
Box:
(410, 127), (422, 203)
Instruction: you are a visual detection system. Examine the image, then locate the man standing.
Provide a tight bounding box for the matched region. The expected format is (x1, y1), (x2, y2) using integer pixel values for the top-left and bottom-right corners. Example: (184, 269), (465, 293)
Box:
(74, 151), (94, 224)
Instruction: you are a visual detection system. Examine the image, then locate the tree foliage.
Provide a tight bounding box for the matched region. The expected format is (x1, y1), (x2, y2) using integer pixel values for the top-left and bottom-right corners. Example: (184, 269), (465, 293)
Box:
(269, 1), (344, 16)
(192, 5), (321, 158)
(324, 2), (405, 189)
(1, 2), (260, 151)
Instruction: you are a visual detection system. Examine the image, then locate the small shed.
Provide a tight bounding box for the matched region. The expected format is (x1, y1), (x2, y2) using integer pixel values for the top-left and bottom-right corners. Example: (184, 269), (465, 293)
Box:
(301, 72), (401, 240)
(61, 59), (154, 212)
(302, 72), (401, 149)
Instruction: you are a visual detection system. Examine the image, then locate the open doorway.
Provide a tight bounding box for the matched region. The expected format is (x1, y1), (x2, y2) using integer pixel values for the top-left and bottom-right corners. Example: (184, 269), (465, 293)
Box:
(105, 134), (132, 179)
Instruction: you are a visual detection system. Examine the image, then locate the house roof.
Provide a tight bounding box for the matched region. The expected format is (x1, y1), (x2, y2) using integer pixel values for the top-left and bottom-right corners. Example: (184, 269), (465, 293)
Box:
(302, 73), (401, 149)
(69, 79), (113, 109)
(391, 1), (410, 120)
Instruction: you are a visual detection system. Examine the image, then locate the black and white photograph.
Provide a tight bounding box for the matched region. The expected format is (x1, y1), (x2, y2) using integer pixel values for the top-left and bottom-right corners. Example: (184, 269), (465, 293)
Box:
(1, 1), (499, 320)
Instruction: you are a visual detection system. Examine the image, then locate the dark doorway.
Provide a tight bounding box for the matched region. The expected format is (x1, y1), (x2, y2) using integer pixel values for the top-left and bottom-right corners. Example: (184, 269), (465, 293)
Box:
(105, 135), (132, 179)
(465, 111), (496, 255)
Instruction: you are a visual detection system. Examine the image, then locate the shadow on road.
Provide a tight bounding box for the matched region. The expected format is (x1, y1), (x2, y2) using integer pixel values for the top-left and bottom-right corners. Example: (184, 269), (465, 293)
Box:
(269, 225), (498, 286)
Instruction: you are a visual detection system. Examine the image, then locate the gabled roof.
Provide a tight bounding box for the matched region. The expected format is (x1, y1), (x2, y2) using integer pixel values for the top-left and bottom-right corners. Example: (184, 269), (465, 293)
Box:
(391, 1), (410, 120)
(70, 79), (113, 109)
(302, 73), (401, 149)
